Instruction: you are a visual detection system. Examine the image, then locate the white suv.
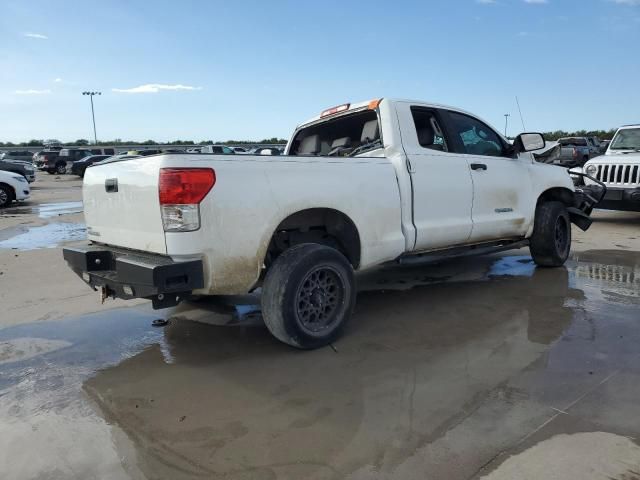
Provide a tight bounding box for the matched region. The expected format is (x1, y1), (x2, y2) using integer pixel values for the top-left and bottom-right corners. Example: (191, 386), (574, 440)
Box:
(0, 170), (31, 208)
(581, 124), (640, 211)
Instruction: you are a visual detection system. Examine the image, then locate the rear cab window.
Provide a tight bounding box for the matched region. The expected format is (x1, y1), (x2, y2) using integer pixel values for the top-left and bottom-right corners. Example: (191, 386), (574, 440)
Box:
(444, 111), (506, 157)
(411, 107), (449, 152)
(290, 109), (382, 157)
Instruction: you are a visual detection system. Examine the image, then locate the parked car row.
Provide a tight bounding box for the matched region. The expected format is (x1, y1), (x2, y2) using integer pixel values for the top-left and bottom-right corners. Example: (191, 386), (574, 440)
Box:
(23, 144), (287, 179)
(0, 156), (36, 182)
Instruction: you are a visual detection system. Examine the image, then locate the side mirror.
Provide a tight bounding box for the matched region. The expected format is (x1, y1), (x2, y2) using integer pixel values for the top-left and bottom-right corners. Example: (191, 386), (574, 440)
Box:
(514, 133), (545, 153)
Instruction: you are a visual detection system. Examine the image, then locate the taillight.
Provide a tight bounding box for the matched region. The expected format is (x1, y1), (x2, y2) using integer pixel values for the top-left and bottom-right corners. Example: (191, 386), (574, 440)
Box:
(159, 168), (215, 232)
(572, 148), (577, 158)
(159, 168), (215, 204)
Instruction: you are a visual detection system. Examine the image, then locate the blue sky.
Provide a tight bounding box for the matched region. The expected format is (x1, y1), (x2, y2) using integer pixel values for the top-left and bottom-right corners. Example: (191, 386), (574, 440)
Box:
(1, 0), (638, 142)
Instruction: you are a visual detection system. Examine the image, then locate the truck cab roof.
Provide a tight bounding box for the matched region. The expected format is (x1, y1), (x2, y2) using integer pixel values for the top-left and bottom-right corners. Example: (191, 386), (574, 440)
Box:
(297, 98), (488, 131)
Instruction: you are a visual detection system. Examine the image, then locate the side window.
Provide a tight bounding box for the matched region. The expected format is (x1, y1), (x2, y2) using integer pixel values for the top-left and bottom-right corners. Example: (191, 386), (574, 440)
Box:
(222, 146), (234, 154)
(411, 108), (448, 152)
(447, 111), (504, 157)
(212, 146), (222, 153)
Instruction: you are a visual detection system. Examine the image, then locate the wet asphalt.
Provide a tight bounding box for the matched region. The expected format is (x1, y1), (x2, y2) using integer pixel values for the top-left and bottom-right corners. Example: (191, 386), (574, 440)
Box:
(1, 247), (640, 479)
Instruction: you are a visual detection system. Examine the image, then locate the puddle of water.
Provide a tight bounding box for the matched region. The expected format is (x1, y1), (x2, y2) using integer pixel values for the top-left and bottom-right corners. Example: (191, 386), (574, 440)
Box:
(37, 201), (83, 218)
(489, 255), (536, 277)
(0, 222), (86, 250)
(1, 201), (83, 218)
(480, 432), (640, 480)
(0, 250), (639, 479)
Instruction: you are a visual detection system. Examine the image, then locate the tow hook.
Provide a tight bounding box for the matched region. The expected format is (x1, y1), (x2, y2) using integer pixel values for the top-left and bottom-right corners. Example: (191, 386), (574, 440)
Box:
(100, 285), (116, 304)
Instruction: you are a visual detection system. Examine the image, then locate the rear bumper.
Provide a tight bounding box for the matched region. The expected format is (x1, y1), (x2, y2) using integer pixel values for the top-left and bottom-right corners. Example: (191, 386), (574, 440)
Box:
(63, 245), (204, 309)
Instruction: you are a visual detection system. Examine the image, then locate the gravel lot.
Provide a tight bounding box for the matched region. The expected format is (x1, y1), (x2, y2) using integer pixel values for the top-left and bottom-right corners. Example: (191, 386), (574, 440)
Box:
(1, 172), (640, 479)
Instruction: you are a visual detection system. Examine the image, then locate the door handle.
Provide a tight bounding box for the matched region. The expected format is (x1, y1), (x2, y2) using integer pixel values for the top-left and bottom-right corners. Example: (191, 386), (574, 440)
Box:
(470, 163), (487, 171)
(105, 178), (118, 193)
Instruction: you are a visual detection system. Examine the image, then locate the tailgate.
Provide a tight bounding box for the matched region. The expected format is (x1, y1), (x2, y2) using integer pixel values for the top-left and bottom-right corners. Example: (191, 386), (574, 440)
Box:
(83, 157), (167, 254)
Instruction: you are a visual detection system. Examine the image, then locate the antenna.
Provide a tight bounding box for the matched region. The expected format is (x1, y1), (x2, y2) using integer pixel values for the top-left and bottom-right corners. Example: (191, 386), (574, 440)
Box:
(515, 96), (526, 131)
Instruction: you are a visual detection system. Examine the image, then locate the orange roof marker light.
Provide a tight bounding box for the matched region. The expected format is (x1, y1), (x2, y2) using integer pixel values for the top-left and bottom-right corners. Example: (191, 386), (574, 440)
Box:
(320, 103), (350, 118)
(368, 98), (382, 110)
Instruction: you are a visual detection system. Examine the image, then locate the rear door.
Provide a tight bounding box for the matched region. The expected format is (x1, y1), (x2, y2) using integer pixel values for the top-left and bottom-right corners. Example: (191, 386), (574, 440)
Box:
(397, 103), (474, 251)
(83, 156), (167, 253)
(441, 110), (532, 242)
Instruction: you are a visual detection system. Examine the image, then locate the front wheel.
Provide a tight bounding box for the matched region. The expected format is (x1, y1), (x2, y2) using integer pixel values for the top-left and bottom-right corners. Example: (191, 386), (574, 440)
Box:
(0, 185), (13, 208)
(529, 201), (571, 267)
(261, 243), (356, 349)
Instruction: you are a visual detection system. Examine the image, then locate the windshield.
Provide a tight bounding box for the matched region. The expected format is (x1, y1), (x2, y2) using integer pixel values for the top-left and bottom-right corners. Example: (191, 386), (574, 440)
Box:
(610, 128), (640, 150)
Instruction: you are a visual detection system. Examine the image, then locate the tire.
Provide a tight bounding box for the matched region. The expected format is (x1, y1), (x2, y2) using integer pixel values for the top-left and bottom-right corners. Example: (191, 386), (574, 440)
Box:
(56, 162), (67, 174)
(529, 201), (571, 267)
(0, 184), (14, 208)
(261, 243), (356, 349)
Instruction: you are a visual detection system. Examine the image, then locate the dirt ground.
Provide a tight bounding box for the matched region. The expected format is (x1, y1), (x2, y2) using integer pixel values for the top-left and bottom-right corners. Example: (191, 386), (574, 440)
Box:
(1, 172), (640, 479)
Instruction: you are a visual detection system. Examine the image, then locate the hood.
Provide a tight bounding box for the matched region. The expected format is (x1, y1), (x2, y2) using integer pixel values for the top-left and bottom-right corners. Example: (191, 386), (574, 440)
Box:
(605, 149), (640, 157)
(586, 153), (640, 165)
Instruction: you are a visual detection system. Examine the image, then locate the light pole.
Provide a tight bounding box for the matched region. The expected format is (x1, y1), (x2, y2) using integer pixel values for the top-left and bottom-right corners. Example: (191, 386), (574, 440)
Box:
(503, 113), (510, 138)
(82, 91), (101, 144)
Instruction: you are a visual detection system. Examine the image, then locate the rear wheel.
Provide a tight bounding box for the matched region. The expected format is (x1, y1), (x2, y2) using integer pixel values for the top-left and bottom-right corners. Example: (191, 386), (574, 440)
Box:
(261, 243), (356, 349)
(529, 201), (571, 267)
(0, 184), (14, 208)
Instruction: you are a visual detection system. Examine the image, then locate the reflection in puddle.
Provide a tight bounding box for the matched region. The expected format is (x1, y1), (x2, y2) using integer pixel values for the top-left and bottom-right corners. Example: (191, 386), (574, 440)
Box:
(1, 250), (640, 479)
(0, 222), (86, 250)
(489, 255), (536, 277)
(1, 201), (83, 218)
(36, 201), (83, 218)
(2, 202), (83, 218)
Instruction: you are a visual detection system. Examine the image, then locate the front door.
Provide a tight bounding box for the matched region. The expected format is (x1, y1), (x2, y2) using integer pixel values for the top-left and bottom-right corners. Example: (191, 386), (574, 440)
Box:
(442, 110), (533, 242)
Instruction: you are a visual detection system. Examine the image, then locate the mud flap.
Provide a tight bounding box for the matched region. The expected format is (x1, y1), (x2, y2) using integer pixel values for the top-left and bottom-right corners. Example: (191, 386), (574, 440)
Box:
(567, 207), (592, 232)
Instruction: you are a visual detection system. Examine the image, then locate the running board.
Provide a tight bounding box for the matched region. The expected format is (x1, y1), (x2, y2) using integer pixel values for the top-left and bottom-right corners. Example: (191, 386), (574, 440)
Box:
(396, 239), (530, 266)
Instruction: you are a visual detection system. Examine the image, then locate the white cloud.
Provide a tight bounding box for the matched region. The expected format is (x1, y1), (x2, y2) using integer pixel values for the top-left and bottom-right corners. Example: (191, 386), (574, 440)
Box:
(476, 0), (496, 4)
(112, 83), (202, 94)
(609, 0), (640, 4)
(14, 89), (52, 95)
(53, 78), (62, 83)
(24, 32), (48, 39)
(524, 0), (548, 3)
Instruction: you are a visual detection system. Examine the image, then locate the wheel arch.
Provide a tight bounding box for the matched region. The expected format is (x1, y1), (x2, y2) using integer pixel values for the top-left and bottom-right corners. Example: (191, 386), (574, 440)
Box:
(264, 208), (362, 269)
(536, 187), (575, 208)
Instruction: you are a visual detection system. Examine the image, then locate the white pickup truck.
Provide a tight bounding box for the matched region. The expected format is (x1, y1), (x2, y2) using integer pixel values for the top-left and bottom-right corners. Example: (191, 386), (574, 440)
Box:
(63, 98), (599, 348)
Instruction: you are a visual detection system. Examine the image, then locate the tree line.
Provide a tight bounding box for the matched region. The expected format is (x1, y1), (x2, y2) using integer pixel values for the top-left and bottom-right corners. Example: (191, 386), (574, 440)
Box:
(1, 131), (619, 148)
(0, 137), (288, 147)
(541, 129), (617, 141)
